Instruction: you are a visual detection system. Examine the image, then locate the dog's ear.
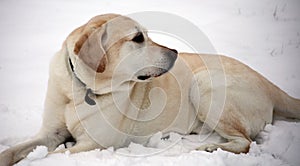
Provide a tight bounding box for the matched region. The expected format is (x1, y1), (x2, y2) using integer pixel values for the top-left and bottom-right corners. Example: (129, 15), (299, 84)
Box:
(74, 24), (108, 73)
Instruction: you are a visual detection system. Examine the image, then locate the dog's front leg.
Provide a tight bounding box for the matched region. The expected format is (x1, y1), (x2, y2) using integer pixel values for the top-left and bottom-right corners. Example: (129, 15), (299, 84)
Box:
(0, 113), (70, 166)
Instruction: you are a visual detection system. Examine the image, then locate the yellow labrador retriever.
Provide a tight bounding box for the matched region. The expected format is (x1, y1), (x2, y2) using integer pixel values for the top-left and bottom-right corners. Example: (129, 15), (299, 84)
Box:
(1, 14), (299, 165)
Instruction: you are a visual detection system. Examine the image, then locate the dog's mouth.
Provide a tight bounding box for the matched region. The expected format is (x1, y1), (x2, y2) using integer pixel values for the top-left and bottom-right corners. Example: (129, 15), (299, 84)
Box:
(136, 68), (168, 81)
(137, 75), (151, 80)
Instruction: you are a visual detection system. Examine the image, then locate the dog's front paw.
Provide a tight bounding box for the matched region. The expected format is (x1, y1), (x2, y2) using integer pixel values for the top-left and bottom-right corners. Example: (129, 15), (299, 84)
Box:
(0, 149), (14, 166)
(196, 144), (219, 152)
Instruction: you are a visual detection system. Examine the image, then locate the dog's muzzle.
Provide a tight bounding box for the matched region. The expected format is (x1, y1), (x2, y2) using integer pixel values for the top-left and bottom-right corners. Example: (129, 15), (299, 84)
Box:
(136, 48), (178, 81)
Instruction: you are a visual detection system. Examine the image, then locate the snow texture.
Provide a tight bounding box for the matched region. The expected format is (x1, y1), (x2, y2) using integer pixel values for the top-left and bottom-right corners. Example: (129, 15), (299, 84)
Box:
(0, 0), (300, 165)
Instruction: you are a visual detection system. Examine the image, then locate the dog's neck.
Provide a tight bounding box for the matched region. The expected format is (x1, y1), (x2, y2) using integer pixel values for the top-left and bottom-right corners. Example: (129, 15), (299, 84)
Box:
(68, 56), (141, 106)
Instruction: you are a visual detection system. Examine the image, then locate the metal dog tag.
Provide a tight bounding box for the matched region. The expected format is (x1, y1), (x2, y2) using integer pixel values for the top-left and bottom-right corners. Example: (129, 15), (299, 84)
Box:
(85, 89), (96, 106)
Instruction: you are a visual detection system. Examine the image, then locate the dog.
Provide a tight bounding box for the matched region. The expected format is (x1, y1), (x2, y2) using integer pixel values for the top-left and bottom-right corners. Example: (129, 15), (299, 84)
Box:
(0, 14), (299, 165)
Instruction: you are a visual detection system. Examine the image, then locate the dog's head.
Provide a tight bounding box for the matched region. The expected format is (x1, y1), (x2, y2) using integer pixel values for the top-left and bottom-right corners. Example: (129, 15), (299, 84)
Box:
(68, 14), (177, 83)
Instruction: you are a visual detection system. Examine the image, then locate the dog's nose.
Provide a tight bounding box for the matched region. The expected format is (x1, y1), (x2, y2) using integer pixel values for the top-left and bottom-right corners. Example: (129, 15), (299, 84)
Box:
(169, 48), (178, 61)
(170, 48), (178, 54)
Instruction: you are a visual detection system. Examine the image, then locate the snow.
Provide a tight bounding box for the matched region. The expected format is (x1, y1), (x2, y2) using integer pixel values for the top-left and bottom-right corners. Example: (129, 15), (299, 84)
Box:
(26, 146), (48, 161)
(0, 0), (300, 165)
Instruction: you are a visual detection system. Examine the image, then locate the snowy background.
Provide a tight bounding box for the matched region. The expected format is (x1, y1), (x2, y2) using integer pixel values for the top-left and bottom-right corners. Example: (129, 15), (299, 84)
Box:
(0, 0), (300, 165)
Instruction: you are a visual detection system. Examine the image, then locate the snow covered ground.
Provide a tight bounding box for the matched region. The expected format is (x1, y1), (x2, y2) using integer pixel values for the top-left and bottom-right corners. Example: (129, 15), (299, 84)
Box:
(0, 0), (300, 165)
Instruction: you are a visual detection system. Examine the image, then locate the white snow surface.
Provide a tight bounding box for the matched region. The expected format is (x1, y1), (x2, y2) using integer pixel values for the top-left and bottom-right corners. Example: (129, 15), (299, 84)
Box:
(1, 0), (300, 165)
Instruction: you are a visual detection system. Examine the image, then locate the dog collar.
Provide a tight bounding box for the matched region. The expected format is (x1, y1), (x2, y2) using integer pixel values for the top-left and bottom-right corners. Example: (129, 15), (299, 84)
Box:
(69, 58), (96, 106)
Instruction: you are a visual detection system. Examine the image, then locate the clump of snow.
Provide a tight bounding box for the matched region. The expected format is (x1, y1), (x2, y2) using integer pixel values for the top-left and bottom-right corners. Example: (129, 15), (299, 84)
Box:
(259, 121), (300, 166)
(15, 146), (48, 166)
(147, 131), (163, 147)
(26, 146), (48, 161)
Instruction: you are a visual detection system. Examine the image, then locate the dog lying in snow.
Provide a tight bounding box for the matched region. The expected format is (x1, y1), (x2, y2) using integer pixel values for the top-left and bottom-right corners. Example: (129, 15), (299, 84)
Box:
(0, 14), (299, 165)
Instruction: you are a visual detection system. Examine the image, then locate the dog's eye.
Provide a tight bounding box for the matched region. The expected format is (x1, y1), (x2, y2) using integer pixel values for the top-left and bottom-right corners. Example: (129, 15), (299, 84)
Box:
(132, 32), (144, 43)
